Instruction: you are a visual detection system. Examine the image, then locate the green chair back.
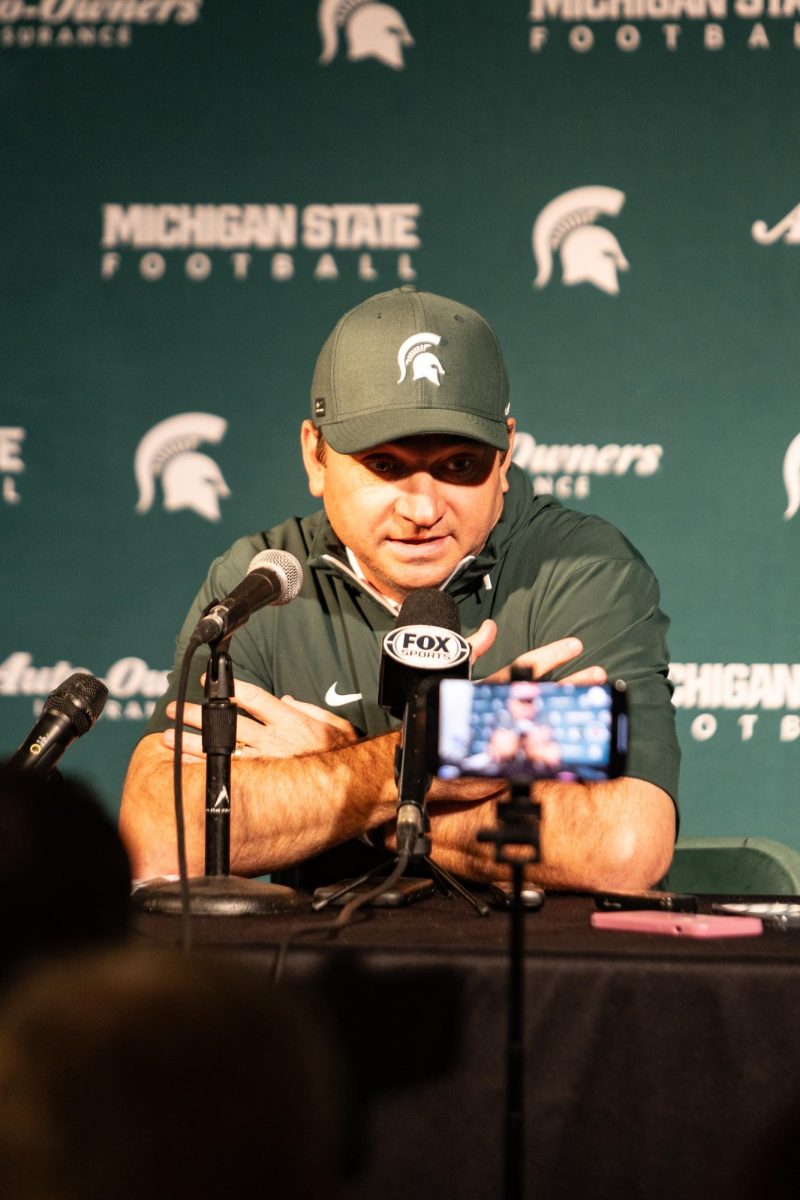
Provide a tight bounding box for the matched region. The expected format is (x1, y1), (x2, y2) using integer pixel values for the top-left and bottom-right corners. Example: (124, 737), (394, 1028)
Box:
(664, 838), (800, 896)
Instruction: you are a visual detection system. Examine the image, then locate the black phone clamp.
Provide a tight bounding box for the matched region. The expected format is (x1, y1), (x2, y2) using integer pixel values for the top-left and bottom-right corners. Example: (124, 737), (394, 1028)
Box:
(476, 777), (541, 867)
(477, 664), (543, 867)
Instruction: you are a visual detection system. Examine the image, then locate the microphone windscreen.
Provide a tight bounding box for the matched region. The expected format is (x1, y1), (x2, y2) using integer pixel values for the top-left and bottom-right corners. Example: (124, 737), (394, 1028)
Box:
(395, 589), (461, 634)
(45, 674), (108, 737)
(246, 549), (304, 605)
(379, 589), (468, 717)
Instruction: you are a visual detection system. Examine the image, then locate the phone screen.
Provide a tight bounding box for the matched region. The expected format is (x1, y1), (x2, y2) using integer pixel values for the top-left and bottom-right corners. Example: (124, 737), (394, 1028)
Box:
(430, 679), (627, 782)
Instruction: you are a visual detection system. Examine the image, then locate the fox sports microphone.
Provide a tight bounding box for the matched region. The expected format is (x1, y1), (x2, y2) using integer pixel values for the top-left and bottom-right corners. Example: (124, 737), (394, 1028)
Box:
(379, 590), (471, 854)
(192, 549), (303, 644)
(7, 672), (109, 775)
(378, 588), (470, 718)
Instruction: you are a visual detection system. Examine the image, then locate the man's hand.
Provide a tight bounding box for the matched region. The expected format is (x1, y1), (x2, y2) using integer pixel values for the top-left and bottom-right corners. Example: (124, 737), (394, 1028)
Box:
(163, 680), (359, 761)
(467, 619), (607, 685)
(163, 628), (599, 764)
(424, 626), (605, 811)
(427, 622), (674, 890)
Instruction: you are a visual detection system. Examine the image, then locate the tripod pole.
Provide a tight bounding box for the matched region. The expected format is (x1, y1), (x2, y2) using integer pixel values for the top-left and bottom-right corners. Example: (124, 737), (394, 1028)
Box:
(476, 665), (543, 1200)
(506, 856), (526, 1200)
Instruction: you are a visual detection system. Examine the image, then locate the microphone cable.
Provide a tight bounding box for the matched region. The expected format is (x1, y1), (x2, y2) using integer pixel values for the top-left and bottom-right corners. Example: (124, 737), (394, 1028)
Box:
(171, 633), (204, 955)
(269, 850), (411, 989)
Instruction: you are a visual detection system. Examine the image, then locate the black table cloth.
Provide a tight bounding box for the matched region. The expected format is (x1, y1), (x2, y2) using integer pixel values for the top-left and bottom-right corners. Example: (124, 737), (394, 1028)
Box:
(133, 892), (800, 1199)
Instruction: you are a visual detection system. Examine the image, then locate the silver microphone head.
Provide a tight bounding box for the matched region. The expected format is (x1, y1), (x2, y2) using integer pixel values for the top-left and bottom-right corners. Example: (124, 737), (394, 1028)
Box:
(246, 549), (304, 605)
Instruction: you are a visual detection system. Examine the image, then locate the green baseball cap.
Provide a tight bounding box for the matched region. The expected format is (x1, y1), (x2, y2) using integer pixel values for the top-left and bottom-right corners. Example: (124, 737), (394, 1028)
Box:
(310, 286), (511, 453)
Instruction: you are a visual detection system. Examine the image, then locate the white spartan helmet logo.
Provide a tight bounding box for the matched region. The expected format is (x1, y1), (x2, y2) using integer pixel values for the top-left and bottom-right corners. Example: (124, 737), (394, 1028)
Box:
(318, 0), (414, 70)
(784, 433), (800, 520)
(134, 413), (231, 523)
(397, 333), (445, 386)
(533, 186), (629, 296)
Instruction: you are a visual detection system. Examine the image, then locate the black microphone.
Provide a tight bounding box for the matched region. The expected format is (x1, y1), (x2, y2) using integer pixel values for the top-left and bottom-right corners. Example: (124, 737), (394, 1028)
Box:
(379, 590), (470, 854)
(379, 589), (470, 717)
(7, 672), (109, 775)
(193, 549), (303, 644)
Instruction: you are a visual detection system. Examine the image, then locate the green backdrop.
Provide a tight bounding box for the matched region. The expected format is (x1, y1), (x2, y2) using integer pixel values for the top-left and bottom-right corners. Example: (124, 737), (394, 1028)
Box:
(2, 0), (797, 845)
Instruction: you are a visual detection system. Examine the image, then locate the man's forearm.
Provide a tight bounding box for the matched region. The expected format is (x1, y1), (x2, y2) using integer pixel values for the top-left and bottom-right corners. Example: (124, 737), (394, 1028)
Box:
(426, 777), (676, 891)
(121, 729), (675, 891)
(119, 732), (400, 879)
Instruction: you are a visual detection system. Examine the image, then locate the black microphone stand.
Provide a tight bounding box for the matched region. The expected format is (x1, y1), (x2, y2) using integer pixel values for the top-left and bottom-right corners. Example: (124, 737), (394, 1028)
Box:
(476, 667), (542, 1200)
(313, 684), (490, 916)
(132, 637), (299, 917)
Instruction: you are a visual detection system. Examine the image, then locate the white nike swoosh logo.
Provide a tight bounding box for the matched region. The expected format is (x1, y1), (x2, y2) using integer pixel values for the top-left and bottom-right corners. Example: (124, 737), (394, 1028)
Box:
(325, 682), (363, 707)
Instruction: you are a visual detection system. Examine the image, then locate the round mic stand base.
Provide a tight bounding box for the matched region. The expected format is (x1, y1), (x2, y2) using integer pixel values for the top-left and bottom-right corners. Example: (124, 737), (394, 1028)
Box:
(131, 875), (301, 917)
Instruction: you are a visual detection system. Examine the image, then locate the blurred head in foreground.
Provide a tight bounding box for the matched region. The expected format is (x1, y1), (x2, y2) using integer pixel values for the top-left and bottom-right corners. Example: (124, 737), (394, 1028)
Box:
(0, 767), (131, 987)
(0, 945), (346, 1200)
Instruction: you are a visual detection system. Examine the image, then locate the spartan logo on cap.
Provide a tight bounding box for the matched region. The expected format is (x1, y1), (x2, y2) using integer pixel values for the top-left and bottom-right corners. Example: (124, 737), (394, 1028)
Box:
(752, 205), (800, 246)
(134, 413), (231, 523)
(318, 0), (414, 70)
(397, 333), (445, 386)
(533, 186), (629, 297)
(784, 433), (800, 520)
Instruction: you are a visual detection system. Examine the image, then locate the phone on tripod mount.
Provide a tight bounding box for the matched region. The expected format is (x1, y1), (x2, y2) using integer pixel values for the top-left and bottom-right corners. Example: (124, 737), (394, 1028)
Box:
(426, 678), (628, 783)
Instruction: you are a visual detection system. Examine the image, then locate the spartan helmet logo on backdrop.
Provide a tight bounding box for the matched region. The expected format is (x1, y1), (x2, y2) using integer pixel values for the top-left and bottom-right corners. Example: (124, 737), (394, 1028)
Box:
(318, 0), (414, 69)
(397, 332), (446, 386)
(134, 413), (231, 523)
(784, 433), (800, 520)
(532, 186), (629, 296)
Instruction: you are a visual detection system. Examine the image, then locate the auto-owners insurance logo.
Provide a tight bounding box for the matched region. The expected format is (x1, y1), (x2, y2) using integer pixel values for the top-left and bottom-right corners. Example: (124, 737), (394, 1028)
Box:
(1, 0), (202, 50)
(383, 625), (470, 671)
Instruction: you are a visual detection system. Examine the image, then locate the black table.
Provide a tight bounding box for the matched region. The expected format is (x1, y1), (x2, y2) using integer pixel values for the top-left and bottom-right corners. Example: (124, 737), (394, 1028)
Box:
(133, 892), (800, 1199)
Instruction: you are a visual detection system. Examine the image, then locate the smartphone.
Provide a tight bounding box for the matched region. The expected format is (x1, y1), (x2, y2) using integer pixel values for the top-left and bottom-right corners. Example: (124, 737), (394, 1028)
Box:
(427, 679), (628, 782)
(596, 888), (698, 913)
(312, 877), (435, 908)
(591, 910), (763, 938)
(488, 881), (545, 910)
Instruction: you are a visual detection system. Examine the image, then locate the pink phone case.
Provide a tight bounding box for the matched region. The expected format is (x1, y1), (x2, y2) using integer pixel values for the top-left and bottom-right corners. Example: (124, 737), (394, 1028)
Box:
(591, 910), (763, 937)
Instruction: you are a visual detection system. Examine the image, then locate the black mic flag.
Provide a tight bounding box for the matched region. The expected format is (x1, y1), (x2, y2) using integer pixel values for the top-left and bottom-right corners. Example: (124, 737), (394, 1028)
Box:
(378, 588), (470, 718)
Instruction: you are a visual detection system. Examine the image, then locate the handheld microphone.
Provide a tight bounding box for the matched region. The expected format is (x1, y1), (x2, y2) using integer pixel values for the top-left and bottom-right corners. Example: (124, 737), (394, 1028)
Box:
(7, 673), (109, 775)
(379, 590), (470, 854)
(193, 549), (303, 645)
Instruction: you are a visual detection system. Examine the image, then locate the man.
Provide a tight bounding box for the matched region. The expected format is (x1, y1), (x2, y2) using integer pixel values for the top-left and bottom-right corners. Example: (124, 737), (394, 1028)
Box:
(120, 286), (678, 889)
